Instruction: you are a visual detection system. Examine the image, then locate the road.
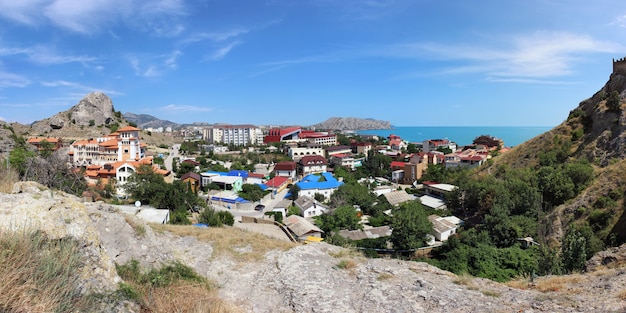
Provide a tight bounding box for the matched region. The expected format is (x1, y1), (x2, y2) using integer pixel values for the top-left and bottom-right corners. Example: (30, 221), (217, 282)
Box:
(164, 144), (180, 172)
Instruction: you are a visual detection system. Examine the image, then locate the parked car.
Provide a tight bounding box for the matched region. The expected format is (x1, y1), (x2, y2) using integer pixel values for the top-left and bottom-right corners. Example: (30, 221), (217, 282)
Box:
(254, 204), (265, 211)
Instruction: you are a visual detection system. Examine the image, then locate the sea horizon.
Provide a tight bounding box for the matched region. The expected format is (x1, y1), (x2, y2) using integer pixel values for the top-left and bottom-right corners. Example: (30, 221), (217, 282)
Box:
(356, 126), (554, 147)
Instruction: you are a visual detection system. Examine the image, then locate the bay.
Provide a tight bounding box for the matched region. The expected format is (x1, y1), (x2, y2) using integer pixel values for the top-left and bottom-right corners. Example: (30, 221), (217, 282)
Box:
(356, 126), (553, 147)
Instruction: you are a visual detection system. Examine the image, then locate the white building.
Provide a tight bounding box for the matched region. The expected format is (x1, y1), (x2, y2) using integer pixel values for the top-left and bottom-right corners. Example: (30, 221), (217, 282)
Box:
(203, 124), (262, 146)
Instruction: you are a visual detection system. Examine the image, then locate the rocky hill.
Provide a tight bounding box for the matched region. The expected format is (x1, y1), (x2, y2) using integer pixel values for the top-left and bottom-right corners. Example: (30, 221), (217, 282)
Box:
(1, 181), (625, 312)
(123, 112), (180, 130)
(311, 117), (392, 130)
(27, 92), (125, 139)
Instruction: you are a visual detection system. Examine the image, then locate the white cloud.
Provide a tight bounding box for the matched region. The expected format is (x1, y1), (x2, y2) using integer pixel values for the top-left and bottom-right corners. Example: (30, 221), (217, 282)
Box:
(0, 71), (30, 88)
(41, 80), (123, 95)
(159, 104), (213, 112)
(0, 45), (97, 65)
(0, 0), (186, 36)
(165, 50), (182, 69)
(180, 27), (251, 46)
(0, 0), (47, 25)
(205, 42), (240, 61)
(378, 31), (620, 80)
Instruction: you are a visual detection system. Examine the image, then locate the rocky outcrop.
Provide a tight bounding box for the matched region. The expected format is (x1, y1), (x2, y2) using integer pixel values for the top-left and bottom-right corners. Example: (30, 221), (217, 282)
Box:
(29, 92), (118, 134)
(311, 117), (392, 130)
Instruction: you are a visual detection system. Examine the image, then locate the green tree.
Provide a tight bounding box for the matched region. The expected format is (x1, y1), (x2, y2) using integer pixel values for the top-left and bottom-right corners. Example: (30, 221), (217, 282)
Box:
(314, 205), (362, 233)
(561, 227), (587, 273)
(38, 139), (55, 158)
(238, 184), (265, 202)
(288, 184), (300, 200)
(606, 90), (621, 111)
(390, 201), (432, 250)
(406, 142), (419, 153)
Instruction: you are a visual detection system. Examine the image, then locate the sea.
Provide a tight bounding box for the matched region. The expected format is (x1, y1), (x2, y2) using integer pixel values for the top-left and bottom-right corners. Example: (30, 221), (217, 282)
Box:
(356, 126), (554, 147)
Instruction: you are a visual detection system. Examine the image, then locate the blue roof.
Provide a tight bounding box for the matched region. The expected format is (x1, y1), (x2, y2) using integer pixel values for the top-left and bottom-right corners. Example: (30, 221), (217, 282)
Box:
(256, 183), (268, 190)
(210, 196), (250, 203)
(296, 172), (343, 190)
(203, 171), (228, 176)
(228, 170), (249, 178)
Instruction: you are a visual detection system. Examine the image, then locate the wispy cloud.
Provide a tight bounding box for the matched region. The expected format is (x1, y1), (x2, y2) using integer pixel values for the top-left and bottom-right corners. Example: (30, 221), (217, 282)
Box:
(251, 54), (340, 77)
(179, 27), (251, 46)
(0, 45), (97, 65)
(159, 104), (213, 112)
(0, 0), (186, 36)
(40, 80), (123, 95)
(377, 31), (620, 82)
(128, 50), (182, 77)
(205, 41), (240, 61)
(0, 71), (31, 88)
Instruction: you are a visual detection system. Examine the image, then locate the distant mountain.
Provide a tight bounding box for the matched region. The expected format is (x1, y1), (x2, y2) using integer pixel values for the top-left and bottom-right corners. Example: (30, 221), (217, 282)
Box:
(311, 117), (392, 131)
(123, 112), (180, 130)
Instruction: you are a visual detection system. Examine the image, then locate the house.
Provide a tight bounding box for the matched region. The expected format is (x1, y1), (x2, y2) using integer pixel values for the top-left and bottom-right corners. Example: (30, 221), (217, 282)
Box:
(423, 182), (457, 198)
(272, 199), (293, 218)
(284, 215), (324, 240)
(330, 153), (363, 171)
(294, 195), (329, 217)
(351, 141), (372, 157)
(338, 226), (392, 241)
(419, 195), (446, 210)
(264, 176), (291, 193)
(388, 134), (407, 151)
(274, 161), (297, 179)
(206, 175), (243, 193)
(517, 237), (540, 249)
(298, 155), (328, 176)
(180, 172), (201, 193)
(27, 137), (63, 151)
(84, 157), (170, 196)
(296, 172), (344, 199)
(326, 145), (352, 157)
(422, 139), (457, 153)
(428, 215), (458, 242)
(382, 190), (416, 207)
(288, 144), (325, 162)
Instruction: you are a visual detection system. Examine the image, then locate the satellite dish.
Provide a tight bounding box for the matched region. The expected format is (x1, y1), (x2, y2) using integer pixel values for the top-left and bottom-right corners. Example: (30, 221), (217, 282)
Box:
(135, 201), (141, 207)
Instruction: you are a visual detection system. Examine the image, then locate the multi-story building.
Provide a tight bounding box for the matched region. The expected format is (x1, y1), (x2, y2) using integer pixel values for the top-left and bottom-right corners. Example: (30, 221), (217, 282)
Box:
(422, 139), (457, 153)
(289, 144), (325, 162)
(203, 124), (262, 146)
(299, 130), (337, 146)
(70, 126), (146, 166)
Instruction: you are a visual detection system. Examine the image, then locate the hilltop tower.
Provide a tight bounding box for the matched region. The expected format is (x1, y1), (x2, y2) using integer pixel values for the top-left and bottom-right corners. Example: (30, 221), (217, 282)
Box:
(612, 57), (626, 75)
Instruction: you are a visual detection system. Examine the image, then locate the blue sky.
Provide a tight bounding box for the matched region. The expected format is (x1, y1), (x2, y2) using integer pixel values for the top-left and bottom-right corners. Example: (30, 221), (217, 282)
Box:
(1, 0), (626, 127)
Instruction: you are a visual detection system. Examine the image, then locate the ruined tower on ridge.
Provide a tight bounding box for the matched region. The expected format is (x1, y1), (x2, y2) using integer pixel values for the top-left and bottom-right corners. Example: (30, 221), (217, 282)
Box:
(612, 57), (626, 75)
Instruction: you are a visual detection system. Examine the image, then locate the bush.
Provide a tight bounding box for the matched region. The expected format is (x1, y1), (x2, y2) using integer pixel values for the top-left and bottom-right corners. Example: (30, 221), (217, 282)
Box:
(198, 207), (234, 226)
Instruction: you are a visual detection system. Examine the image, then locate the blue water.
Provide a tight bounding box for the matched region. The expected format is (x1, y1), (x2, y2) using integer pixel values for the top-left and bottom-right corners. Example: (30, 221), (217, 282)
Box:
(356, 126), (553, 147)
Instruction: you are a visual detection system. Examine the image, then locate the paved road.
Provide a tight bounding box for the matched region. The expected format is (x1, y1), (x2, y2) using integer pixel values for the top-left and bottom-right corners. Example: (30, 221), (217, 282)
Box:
(164, 144), (180, 172)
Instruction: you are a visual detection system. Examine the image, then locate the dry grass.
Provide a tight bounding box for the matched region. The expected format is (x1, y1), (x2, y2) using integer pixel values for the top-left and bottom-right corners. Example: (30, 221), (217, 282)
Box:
(115, 259), (240, 313)
(453, 273), (477, 289)
(617, 289), (626, 301)
(376, 273), (395, 281)
(0, 229), (98, 312)
(532, 274), (584, 293)
(336, 259), (358, 270)
(0, 164), (19, 193)
(139, 282), (241, 313)
(149, 224), (296, 262)
(124, 215), (147, 238)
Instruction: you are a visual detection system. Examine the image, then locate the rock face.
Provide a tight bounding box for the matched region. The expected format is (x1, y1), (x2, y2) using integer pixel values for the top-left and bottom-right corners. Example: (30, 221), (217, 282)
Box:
(311, 117), (392, 130)
(30, 92), (117, 134)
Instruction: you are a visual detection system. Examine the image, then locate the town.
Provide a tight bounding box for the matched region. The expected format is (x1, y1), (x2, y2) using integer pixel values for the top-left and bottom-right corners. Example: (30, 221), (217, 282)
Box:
(25, 123), (508, 253)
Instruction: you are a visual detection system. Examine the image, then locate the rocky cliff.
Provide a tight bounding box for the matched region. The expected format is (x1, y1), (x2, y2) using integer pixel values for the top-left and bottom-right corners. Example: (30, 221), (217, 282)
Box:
(311, 117), (392, 130)
(29, 92), (121, 137)
(1, 182), (625, 312)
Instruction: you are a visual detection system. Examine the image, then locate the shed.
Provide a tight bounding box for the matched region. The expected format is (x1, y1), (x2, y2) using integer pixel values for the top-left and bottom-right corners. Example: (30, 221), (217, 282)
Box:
(284, 215), (324, 240)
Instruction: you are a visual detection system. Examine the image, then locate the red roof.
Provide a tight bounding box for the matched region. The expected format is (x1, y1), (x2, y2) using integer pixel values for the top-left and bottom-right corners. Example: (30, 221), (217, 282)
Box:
(265, 176), (289, 188)
(248, 173), (265, 179)
(117, 126), (141, 132)
(274, 161), (296, 171)
(299, 155), (327, 165)
(390, 161), (406, 168)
